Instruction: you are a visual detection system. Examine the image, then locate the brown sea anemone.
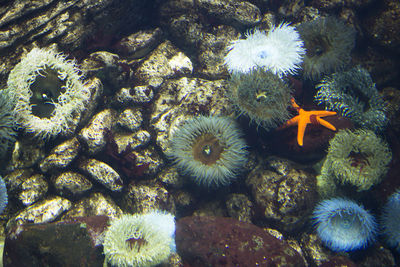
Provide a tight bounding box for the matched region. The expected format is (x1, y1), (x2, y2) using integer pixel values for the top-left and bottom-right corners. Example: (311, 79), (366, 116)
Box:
(297, 17), (356, 80)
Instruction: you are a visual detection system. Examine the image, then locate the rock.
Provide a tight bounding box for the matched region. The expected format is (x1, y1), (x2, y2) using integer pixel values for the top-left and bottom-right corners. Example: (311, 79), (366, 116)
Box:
(3, 215), (108, 267)
(225, 193), (253, 223)
(176, 216), (305, 266)
(53, 172), (93, 197)
(78, 158), (123, 192)
(246, 157), (318, 233)
(18, 174), (48, 206)
(39, 137), (81, 173)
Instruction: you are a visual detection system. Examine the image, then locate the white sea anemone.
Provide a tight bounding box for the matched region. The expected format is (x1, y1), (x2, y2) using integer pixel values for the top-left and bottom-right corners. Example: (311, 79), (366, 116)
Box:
(6, 47), (89, 139)
(224, 23), (305, 76)
(103, 211), (175, 267)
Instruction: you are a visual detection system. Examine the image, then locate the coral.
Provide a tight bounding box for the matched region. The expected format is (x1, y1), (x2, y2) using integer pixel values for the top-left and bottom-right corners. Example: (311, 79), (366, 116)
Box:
(6, 47), (88, 139)
(229, 68), (292, 130)
(0, 90), (16, 158)
(313, 198), (377, 252)
(0, 176), (8, 214)
(169, 116), (248, 187)
(382, 189), (400, 252)
(225, 23), (305, 76)
(103, 211), (175, 267)
(297, 17), (356, 80)
(315, 66), (387, 132)
(317, 129), (391, 196)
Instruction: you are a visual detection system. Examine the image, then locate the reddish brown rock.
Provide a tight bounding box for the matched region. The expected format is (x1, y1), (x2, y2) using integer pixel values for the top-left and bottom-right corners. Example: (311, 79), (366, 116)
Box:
(176, 216), (305, 267)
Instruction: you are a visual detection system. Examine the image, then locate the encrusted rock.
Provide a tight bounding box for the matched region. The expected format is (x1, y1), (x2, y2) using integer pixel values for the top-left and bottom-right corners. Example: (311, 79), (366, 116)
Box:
(78, 158), (123, 192)
(116, 108), (143, 132)
(114, 85), (154, 105)
(246, 157), (318, 233)
(7, 138), (45, 172)
(18, 174), (48, 206)
(39, 137), (80, 173)
(150, 77), (231, 152)
(4, 216), (107, 267)
(132, 148), (164, 177)
(78, 109), (117, 155)
(11, 196), (71, 226)
(197, 0), (261, 28)
(176, 216), (305, 266)
(157, 166), (183, 188)
(3, 169), (32, 193)
(62, 192), (123, 220)
(114, 130), (151, 154)
(226, 193), (253, 223)
(53, 171), (93, 197)
(123, 184), (175, 214)
(116, 27), (164, 59)
(135, 40), (193, 84)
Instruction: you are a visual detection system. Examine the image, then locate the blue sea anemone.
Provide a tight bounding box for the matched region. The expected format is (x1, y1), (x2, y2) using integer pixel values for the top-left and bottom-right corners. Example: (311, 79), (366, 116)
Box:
(382, 189), (400, 252)
(225, 23), (305, 76)
(103, 211), (175, 267)
(315, 66), (387, 132)
(0, 176), (8, 214)
(313, 198), (377, 252)
(6, 47), (89, 139)
(169, 116), (248, 187)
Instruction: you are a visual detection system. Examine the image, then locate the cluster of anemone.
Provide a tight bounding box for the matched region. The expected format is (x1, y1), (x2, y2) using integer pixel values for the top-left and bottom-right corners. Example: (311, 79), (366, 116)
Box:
(317, 129), (391, 197)
(313, 197), (377, 252)
(168, 116), (248, 188)
(224, 23), (305, 76)
(315, 66), (387, 132)
(6, 47), (88, 140)
(297, 17), (356, 80)
(103, 211), (175, 267)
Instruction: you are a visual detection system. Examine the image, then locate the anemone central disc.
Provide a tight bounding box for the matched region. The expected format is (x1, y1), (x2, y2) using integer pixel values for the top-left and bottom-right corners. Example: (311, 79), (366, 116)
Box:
(192, 133), (223, 165)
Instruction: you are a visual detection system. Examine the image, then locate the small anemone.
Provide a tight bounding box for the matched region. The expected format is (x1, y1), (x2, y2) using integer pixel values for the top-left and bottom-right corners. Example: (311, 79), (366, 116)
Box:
(229, 68), (292, 130)
(168, 116), (248, 187)
(0, 90), (16, 158)
(297, 17), (356, 80)
(313, 197), (377, 252)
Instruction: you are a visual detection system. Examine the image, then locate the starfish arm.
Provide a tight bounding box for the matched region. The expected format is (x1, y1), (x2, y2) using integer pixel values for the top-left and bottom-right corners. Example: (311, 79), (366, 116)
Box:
(280, 116), (300, 128)
(297, 119), (308, 146)
(316, 117), (337, 131)
(310, 110), (337, 116)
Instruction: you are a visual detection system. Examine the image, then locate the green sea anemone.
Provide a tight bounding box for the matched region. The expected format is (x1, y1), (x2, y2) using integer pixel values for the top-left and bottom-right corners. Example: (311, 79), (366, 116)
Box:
(297, 17), (356, 80)
(315, 66), (387, 132)
(317, 129), (391, 196)
(6, 47), (88, 139)
(228, 68), (292, 130)
(103, 212), (175, 267)
(168, 116), (248, 187)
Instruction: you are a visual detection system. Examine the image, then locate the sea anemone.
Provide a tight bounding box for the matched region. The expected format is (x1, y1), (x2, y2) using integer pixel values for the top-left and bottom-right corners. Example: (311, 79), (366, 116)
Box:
(6, 47), (89, 139)
(224, 23), (305, 76)
(168, 116), (248, 187)
(103, 211), (175, 267)
(313, 197), (377, 252)
(381, 189), (400, 252)
(317, 129), (391, 196)
(228, 68), (292, 130)
(315, 66), (387, 132)
(0, 90), (16, 158)
(0, 176), (8, 214)
(297, 17), (356, 80)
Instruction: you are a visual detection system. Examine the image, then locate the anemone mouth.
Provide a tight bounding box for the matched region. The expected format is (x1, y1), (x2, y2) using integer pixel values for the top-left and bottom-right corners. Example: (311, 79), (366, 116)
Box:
(307, 35), (330, 58)
(126, 236), (148, 251)
(30, 68), (65, 118)
(192, 133), (224, 166)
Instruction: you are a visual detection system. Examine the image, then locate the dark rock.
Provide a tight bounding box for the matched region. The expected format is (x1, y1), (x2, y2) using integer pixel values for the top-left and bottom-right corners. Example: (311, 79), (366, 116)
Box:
(176, 216), (305, 267)
(3, 215), (109, 267)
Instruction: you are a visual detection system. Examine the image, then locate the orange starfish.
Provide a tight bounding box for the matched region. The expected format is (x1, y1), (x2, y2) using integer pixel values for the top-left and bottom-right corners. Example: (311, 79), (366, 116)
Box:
(280, 98), (337, 146)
